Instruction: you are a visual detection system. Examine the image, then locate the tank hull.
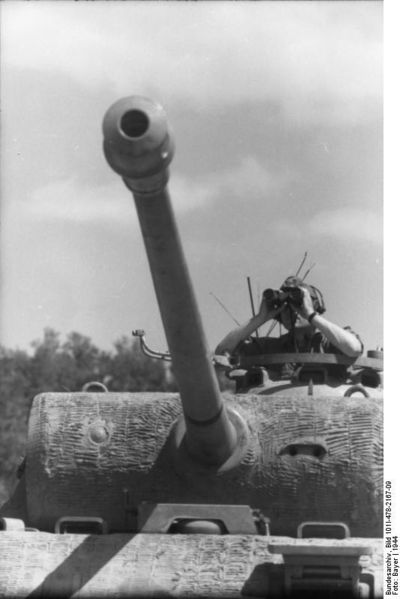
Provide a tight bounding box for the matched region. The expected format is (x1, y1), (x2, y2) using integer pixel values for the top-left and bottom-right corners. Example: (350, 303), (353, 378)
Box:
(0, 531), (383, 598)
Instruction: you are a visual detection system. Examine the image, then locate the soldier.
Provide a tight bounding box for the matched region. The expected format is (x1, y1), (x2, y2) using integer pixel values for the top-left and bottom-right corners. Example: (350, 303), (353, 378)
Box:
(215, 276), (363, 378)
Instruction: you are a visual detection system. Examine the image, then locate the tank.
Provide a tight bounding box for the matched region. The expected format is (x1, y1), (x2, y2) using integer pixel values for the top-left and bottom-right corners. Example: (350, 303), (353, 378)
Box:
(0, 96), (383, 598)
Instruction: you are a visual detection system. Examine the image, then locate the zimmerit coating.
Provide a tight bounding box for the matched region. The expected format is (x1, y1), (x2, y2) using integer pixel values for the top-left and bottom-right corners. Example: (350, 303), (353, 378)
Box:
(0, 532), (383, 598)
(8, 391), (383, 536)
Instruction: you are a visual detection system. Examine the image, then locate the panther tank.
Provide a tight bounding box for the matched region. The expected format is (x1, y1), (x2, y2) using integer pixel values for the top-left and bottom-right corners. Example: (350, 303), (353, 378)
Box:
(0, 96), (383, 598)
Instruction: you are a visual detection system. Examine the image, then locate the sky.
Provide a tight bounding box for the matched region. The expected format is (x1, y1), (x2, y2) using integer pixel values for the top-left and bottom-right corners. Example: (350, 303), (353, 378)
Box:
(0, 0), (384, 356)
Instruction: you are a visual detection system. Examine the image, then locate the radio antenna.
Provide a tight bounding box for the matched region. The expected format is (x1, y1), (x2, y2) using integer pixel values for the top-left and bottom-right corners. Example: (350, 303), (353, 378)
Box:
(209, 292), (241, 326)
(247, 276), (259, 338)
(295, 251), (308, 277)
(302, 262), (316, 281)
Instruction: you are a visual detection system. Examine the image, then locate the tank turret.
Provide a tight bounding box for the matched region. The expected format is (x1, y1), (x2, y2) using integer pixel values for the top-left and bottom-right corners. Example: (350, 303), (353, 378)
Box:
(0, 96), (383, 598)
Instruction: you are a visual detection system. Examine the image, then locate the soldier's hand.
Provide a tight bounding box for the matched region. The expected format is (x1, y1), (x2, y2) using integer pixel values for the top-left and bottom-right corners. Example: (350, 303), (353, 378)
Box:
(258, 295), (285, 323)
(213, 354), (232, 370)
(295, 286), (315, 320)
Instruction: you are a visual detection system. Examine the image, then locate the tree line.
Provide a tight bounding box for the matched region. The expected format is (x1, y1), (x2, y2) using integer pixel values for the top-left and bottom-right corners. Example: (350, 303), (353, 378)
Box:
(0, 327), (178, 504)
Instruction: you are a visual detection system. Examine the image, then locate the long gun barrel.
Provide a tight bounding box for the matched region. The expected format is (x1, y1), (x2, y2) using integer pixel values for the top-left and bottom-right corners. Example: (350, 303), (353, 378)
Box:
(102, 96), (237, 466)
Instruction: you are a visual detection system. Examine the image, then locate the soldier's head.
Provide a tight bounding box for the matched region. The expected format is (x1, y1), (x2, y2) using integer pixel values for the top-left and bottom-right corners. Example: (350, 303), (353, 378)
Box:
(276, 276), (325, 330)
(281, 275), (302, 289)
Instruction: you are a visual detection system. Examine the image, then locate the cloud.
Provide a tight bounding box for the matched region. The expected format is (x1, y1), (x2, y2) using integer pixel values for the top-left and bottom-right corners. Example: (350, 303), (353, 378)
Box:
(243, 207), (383, 246)
(308, 207), (382, 244)
(22, 178), (138, 227)
(2, 1), (382, 124)
(15, 155), (276, 227)
(170, 156), (276, 212)
(23, 159), (378, 247)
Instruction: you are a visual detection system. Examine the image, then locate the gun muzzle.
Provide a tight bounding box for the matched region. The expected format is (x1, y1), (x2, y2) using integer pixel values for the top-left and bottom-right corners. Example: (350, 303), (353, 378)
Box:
(103, 96), (239, 466)
(103, 96), (174, 194)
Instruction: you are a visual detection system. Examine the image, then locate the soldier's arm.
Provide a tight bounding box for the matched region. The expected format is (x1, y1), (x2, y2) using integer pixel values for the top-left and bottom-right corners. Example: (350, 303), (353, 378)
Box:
(308, 314), (363, 357)
(215, 297), (282, 355)
(299, 287), (363, 357)
(215, 315), (265, 355)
